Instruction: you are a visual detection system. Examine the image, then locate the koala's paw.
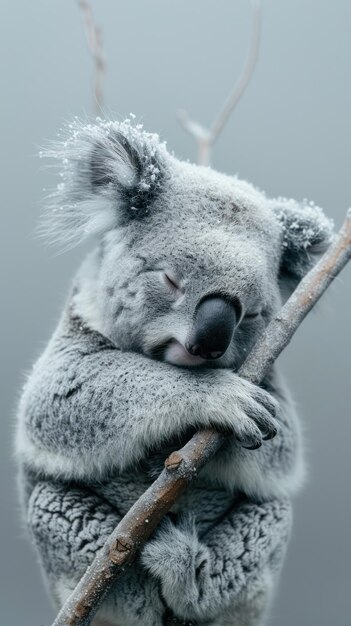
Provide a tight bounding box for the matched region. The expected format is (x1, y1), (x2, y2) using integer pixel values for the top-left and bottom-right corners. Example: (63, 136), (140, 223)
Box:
(211, 375), (280, 450)
(141, 513), (209, 614)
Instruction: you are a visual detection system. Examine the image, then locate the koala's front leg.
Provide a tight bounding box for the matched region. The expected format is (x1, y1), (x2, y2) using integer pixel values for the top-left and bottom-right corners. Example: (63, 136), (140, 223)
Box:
(18, 312), (279, 480)
(26, 478), (165, 626)
(142, 498), (292, 625)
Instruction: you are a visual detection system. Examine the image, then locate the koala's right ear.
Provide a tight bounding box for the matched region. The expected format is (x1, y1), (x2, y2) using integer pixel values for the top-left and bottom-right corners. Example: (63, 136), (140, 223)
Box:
(269, 197), (334, 292)
(40, 118), (167, 249)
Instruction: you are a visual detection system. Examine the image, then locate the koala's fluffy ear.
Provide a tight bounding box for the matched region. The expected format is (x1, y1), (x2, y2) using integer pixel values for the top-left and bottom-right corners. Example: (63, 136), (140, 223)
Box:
(270, 197), (334, 289)
(40, 118), (166, 249)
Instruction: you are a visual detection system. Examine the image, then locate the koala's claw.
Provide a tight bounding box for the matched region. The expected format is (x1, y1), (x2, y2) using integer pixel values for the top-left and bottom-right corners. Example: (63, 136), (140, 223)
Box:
(245, 388), (280, 441)
(239, 437), (262, 450)
(234, 422), (263, 450)
(262, 424), (278, 441)
(195, 557), (208, 580)
(251, 412), (279, 442)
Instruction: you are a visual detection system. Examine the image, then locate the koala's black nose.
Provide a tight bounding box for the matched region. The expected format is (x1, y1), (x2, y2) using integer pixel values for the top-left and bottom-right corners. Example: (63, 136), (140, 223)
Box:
(186, 296), (237, 360)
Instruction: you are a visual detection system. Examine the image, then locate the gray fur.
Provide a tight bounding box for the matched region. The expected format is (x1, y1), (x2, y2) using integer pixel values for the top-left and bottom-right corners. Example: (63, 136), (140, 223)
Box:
(16, 118), (333, 625)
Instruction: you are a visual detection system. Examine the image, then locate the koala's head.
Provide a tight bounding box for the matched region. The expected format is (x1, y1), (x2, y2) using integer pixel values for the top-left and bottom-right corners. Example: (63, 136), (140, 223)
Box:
(42, 118), (333, 369)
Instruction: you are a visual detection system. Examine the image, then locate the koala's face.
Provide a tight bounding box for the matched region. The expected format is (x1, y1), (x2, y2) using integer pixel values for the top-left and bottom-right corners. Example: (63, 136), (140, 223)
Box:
(95, 172), (282, 370)
(44, 119), (333, 369)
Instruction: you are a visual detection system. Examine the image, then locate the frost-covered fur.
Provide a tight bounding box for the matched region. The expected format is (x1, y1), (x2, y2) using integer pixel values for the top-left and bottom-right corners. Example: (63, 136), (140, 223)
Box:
(16, 118), (333, 625)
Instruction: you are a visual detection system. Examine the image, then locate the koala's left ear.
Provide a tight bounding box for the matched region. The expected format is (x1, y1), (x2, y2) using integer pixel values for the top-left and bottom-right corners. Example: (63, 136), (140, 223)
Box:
(270, 198), (334, 288)
(39, 118), (167, 249)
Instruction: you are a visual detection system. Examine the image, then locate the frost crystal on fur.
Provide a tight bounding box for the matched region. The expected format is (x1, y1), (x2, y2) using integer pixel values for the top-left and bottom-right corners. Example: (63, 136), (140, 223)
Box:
(39, 117), (167, 249)
(269, 196), (334, 282)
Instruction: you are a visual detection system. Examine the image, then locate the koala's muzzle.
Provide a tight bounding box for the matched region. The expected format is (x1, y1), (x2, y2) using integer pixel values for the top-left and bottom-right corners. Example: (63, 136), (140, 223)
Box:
(186, 296), (237, 360)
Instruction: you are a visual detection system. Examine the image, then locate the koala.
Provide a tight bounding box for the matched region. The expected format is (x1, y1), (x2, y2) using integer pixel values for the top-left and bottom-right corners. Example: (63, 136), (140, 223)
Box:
(16, 118), (333, 626)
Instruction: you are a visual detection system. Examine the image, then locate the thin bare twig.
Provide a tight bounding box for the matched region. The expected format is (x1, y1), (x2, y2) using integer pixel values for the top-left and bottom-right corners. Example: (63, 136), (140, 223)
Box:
(178, 0), (262, 165)
(51, 210), (351, 626)
(78, 0), (106, 116)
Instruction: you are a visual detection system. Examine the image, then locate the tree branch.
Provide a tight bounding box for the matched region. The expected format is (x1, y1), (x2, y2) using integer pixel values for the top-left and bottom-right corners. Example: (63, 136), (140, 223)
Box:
(50, 209), (351, 626)
(78, 1), (106, 116)
(178, 0), (262, 165)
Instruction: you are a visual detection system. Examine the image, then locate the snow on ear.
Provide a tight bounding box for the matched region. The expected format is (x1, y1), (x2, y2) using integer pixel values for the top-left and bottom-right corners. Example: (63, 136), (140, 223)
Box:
(270, 197), (334, 288)
(39, 118), (166, 250)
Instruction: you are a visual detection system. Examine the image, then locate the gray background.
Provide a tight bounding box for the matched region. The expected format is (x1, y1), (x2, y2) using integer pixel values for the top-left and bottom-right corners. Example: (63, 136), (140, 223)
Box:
(1, 1), (350, 624)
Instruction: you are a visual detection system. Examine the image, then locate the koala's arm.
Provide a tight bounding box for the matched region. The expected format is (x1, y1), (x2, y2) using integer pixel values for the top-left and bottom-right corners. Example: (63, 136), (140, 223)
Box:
(18, 308), (283, 483)
(26, 476), (165, 626)
(142, 497), (292, 624)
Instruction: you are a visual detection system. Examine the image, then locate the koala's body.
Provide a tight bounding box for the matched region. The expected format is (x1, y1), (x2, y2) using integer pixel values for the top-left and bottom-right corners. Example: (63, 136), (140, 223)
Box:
(16, 119), (333, 626)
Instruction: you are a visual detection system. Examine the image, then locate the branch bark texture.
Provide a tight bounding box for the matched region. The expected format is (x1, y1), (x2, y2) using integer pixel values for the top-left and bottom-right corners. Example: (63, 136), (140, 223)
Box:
(52, 210), (351, 626)
(178, 0), (262, 165)
(78, 0), (106, 116)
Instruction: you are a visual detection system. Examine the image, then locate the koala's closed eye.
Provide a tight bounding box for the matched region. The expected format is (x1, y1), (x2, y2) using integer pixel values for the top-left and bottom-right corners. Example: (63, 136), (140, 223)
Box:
(244, 311), (261, 320)
(162, 272), (183, 293)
